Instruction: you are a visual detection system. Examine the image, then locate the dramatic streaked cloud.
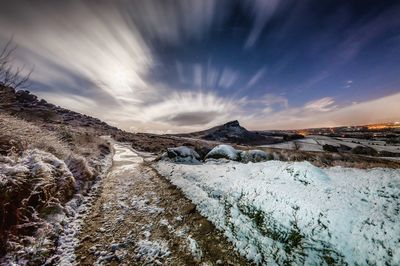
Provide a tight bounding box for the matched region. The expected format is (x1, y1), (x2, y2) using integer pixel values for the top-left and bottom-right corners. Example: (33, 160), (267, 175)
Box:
(139, 92), (236, 126)
(247, 67), (267, 88)
(243, 0), (281, 48)
(219, 69), (239, 89)
(0, 0), (399, 133)
(304, 97), (337, 112)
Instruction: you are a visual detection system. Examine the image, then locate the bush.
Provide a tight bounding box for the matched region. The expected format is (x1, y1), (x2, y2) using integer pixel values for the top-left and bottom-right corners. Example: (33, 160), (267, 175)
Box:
(351, 146), (378, 156)
(0, 149), (76, 254)
(322, 144), (338, 153)
(283, 134), (305, 141)
(65, 154), (94, 191)
(241, 150), (272, 163)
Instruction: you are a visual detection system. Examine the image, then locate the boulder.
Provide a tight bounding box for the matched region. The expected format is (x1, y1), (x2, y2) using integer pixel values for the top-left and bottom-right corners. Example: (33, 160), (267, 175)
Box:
(205, 144), (241, 161)
(166, 146), (200, 163)
(16, 90), (37, 103)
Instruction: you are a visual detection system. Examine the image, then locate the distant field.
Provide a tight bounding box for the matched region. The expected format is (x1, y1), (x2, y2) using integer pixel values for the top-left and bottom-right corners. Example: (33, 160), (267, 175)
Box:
(261, 135), (400, 154)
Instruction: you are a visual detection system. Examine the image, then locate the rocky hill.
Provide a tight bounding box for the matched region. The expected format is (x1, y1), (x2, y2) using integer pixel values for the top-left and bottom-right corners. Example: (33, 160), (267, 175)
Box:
(176, 120), (279, 145)
(0, 85), (120, 134)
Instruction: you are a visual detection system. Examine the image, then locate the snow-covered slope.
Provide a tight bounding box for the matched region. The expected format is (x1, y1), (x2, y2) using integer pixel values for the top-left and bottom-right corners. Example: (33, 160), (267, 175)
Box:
(155, 160), (400, 265)
(262, 135), (400, 154)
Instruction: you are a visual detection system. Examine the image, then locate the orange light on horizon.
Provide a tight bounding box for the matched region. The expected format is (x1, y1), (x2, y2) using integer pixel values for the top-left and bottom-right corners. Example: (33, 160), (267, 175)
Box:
(367, 124), (400, 130)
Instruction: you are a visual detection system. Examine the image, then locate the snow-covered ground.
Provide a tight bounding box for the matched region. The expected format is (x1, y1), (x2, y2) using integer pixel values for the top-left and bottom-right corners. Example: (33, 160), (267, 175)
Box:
(261, 135), (400, 153)
(155, 160), (400, 265)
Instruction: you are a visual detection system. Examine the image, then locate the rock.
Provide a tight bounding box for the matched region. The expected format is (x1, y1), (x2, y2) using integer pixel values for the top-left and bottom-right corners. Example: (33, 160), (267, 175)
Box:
(89, 245), (97, 253)
(164, 146), (201, 163)
(110, 243), (120, 252)
(205, 145), (241, 161)
(16, 90), (37, 102)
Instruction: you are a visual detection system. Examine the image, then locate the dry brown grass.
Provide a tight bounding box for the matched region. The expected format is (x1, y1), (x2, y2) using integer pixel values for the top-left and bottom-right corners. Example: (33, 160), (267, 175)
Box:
(0, 149), (76, 255)
(0, 113), (69, 159)
(0, 113), (111, 261)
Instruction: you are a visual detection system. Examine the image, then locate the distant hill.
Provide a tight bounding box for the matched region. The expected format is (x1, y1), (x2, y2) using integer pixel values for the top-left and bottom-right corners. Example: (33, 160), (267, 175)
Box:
(176, 120), (279, 145)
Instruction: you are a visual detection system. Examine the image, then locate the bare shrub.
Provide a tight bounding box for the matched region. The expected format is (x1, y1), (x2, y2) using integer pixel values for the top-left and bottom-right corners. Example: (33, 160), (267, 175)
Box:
(0, 149), (76, 255)
(0, 38), (33, 89)
(293, 141), (302, 151)
(65, 154), (94, 191)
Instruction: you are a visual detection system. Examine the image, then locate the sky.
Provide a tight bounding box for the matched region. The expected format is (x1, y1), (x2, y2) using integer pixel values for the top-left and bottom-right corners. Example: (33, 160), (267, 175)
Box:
(0, 0), (399, 133)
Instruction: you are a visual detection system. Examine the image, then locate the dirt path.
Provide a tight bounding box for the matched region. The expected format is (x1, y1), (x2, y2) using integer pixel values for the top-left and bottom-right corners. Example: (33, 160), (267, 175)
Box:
(74, 143), (248, 265)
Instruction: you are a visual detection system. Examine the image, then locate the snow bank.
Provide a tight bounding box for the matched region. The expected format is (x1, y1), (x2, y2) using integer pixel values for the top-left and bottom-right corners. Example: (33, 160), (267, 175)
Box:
(155, 160), (400, 265)
(205, 144), (241, 161)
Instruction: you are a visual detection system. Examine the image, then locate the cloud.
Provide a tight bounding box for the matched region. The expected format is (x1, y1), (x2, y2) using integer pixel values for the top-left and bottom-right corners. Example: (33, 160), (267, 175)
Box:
(241, 93), (289, 110)
(193, 64), (203, 88)
(134, 91), (238, 131)
(126, 0), (229, 44)
(158, 111), (221, 126)
(243, 0), (281, 48)
(218, 68), (238, 89)
(246, 67), (266, 88)
(0, 1), (153, 106)
(304, 97), (337, 112)
(261, 94), (288, 108)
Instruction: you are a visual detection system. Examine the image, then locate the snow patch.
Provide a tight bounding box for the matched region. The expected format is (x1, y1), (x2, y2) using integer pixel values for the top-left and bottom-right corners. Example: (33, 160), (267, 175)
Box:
(187, 236), (203, 261)
(135, 240), (171, 263)
(155, 160), (400, 265)
(130, 196), (165, 214)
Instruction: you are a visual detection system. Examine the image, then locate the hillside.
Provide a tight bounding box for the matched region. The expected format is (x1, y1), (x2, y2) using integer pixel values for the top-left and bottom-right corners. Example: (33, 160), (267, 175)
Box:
(0, 86), (120, 134)
(176, 120), (279, 145)
(0, 86), (216, 155)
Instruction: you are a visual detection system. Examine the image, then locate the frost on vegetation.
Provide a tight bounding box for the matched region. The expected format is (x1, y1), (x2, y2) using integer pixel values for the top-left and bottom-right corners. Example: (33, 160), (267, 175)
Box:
(0, 147), (111, 265)
(240, 149), (271, 163)
(155, 160), (400, 265)
(135, 239), (171, 263)
(0, 149), (76, 264)
(65, 154), (94, 191)
(187, 236), (203, 261)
